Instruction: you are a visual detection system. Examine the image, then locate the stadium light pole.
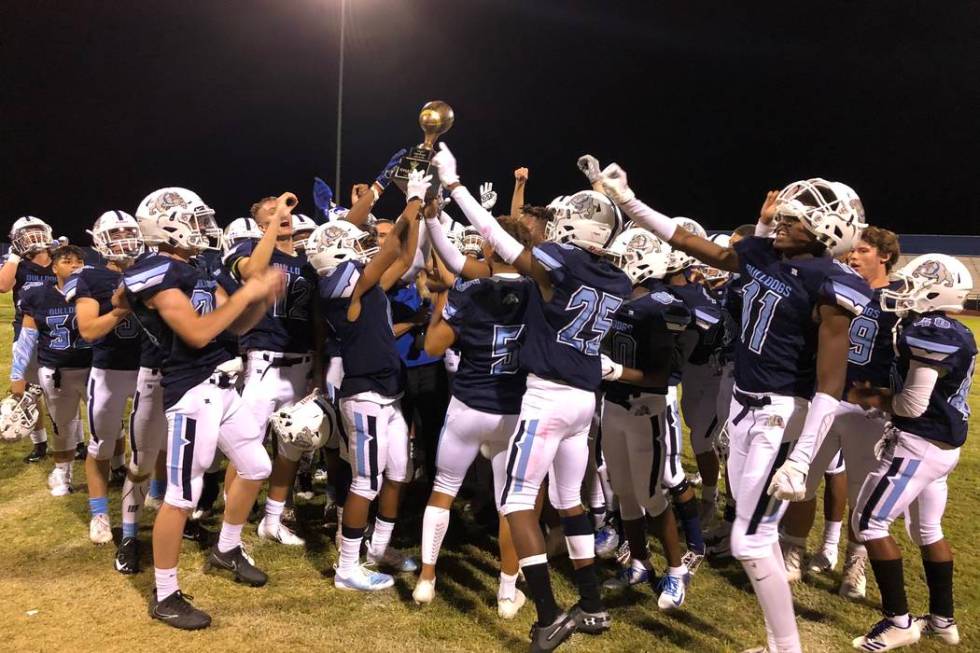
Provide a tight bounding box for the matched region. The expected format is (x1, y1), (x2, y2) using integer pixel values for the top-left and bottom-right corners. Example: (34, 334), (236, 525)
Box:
(335, 0), (347, 197)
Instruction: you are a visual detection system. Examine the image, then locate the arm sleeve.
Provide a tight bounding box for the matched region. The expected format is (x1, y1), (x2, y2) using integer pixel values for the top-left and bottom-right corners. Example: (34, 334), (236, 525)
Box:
(449, 185), (525, 264)
(891, 360), (940, 418)
(618, 198), (676, 240)
(788, 392), (840, 466)
(10, 327), (38, 381)
(425, 214), (467, 274)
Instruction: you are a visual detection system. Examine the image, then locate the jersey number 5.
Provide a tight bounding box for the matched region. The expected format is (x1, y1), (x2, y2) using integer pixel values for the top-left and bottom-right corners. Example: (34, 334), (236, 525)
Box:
(491, 324), (525, 375)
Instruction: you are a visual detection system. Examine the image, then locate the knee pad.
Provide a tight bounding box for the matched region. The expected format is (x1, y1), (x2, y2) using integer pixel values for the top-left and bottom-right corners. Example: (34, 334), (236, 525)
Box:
(87, 434), (119, 461)
(235, 445), (272, 481)
(164, 476), (203, 511)
(561, 513), (595, 560)
(906, 518), (943, 547)
(350, 475), (381, 503)
(431, 471), (463, 500)
(642, 489), (669, 518)
(730, 520), (776, 560)
(127, 452), (157, 479)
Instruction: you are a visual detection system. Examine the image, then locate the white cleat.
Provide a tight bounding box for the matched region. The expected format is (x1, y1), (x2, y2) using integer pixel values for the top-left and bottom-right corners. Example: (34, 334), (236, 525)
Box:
(808, 548), (838, 574)
(89, 513), (113, 544)
(334, 563), (394, 592)
(365, 541), (419, 573)
(782, 543), (805, 582)
(413, 577), (436, 605)
(497, 588), (526, 620)
(853, 618), (920, 651)
(839, 551), (868, 600)
(602, 559), (652, 591)
(915, 615), (960, 645)
(257, 517), (306, 546)
(47, 467), (73, 497)
(656, 573), (689, 611)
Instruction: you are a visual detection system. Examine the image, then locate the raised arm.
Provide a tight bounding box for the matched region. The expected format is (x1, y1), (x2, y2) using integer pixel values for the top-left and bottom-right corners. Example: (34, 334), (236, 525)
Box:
(345, 148), (407, 228)
(237, 193), (295, 280)
(0, 255), (20, 293)
(510, 167), (528, 218)
(599, 163), (740, 273)
(424, 210), (491, 279)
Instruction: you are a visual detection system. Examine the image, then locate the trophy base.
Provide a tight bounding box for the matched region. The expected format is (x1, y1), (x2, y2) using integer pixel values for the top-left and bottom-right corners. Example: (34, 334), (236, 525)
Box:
(392, 146), (442, 200)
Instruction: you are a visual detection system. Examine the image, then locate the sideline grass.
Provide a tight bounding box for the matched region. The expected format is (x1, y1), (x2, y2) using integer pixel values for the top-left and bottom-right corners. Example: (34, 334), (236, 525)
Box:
(0, 293), (975, 652)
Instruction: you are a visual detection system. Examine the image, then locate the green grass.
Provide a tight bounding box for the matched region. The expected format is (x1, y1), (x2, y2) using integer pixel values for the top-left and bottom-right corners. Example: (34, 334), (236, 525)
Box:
(0, 292), (976, 652)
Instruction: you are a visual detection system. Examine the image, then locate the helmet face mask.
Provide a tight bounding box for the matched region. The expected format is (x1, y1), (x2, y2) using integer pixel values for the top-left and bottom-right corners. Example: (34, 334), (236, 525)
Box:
(10, 217), (54, 256)
(880, 253), (973, 317)
(306, 221), (379, 275)
(608, 227), (670, 285)
(89, 211), (144, 263)
(546, 190), (622, 254)
(774, 178), (866, 257)
(695, 233), (731, 287)
(460, 227), (484, 257)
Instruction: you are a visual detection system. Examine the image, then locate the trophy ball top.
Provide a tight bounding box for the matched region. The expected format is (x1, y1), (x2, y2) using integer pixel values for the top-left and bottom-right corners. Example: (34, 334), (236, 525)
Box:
(419, 101), (455, 136)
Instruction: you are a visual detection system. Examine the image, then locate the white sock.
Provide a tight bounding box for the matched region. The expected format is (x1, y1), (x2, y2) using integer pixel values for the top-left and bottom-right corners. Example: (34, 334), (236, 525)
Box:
(154, 566), (179, 601)
(741, 553), (802, 653)
(264, 497), (285, 528)
(30, 428), (47, 445)
(822, 520), (842, 552)
(56, 461), (72, 472)
(498, 571), (518, 601)
(121, 476), (147, 538)
(667, 564), (688, 578)
(701, 485), (718, 504)
(889, 613), (912, 628)
(339, 535), (362, 573)
(370, 515), (395, 557)
(421, 506), (450, 566)
(217, 521), (244, 553)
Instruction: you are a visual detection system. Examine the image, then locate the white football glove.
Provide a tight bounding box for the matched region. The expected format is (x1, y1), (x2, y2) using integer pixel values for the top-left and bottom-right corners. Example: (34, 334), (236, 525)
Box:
(406, 169), (433, 202)
(874, 430), (897, 461)
(479, 182), (498, 210)
(599, 163), (636, 204)
(712, 423), (730, 462)
(599, 354), (624, 382)
(431, 142), (459, 186)
(766, 460), (809, 501)
(577, 154), (601, 183)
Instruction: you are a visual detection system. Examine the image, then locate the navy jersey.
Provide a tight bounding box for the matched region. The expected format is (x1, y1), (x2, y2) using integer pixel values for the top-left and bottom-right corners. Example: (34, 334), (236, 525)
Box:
(603, 284), (692, 406)
(520, 242), (632, 391)
(318, 260), (403, 398)
(891, 313), (976, 447)
(123, 253), (232, 409)
(64, 265), (141, 370)
(210, 263), (243, 358)
(443, 274), (532, 415)
(659, 281), (726, 366)
(18, 281), (92, 369)
(845, 282), (902, 388)
(11, 257), (56, 337)
(224, 242), (315, 353)
(733, 237), (872, 398)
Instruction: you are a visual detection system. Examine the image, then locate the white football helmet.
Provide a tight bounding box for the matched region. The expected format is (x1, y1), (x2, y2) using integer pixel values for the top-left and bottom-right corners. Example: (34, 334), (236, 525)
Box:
(880, 253), (973, 316)
(0, 385), (42, 442)
(607, 227), (671, 285)
(666, 217), (707, 273)
(269, 389), (339, 452)
(88, 211), (144, 263)
(134, 187), (221, 252)
(222, 217), (262, 252)
(696, 233), (732, 286)
(545, 190), (622, 254)
(306, 220), (378, 275)
(9, 216), (54, 256)
(291, 214), (317, 252)
(774, 178), (867, 256)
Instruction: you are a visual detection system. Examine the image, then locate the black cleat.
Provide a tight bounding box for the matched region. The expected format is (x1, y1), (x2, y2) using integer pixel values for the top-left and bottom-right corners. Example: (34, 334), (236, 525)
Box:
(569, 603), (612, 634)
(23, 442), (47, 463)
(110, 465), (127, 486)
(115, 537), (141, 574)
(74, 442), (87, 461)
(529, 612), (577, 652)
(182, 519), (207, 542)
(204, 544), (268, 587)
(149, 590), (211, 630)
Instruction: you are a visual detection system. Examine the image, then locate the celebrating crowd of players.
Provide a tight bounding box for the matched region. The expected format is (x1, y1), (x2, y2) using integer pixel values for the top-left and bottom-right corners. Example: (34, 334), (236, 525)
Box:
(0, 143), (975, 653)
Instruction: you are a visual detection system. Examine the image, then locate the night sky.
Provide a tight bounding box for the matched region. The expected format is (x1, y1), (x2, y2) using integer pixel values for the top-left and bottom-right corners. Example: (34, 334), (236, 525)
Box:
(4, 1), (979, 242)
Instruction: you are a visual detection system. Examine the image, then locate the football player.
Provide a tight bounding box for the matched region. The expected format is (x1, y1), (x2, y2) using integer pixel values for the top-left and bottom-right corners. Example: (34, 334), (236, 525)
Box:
(1, 216), (57, 462)
(10, 245), (91, 496)
(597, 227), (696, 609)
(125, 187), (282, 630)
(849, 253), (974, 651)
(778, 226), (902, 592)
(431, 144), (632, 651)
(65, 211), (144, 545)
(599, 165), (870, 653)
(308, 171), (426, 592)
(291, 213), (317, 252)
(413, 213), (533, 619)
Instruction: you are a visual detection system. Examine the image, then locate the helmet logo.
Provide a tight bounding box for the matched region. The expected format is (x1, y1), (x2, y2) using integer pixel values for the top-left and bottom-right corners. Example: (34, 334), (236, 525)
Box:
(151, 191), (189, 214)
(912, 260), (954, 287)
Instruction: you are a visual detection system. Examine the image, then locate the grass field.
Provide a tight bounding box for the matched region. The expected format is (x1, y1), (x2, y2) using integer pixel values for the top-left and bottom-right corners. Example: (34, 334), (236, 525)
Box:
(0, 292), (976, 653)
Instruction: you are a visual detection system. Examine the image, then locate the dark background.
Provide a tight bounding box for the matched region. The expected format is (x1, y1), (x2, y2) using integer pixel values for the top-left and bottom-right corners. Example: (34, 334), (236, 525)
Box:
(3, 1), (979, 242)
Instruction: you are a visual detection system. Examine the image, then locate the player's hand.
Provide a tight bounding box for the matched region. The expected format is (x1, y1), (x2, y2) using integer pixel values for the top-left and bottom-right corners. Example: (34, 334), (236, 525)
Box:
(245, 267), (286, 305)
(9, 379), (26, 398)
(406, 170), (433, 203)
(577, 154), (601, 183)
(375, 147), (408, 190)
(431, 143), (459, 186)
(599, 163), (636, 203)
(351, 183), (371, 203)
(479, 182), (498, 210)
(422, 197), (441, 221)
(873, 430), (896, 460)
(599, 354), (623, 382)
(759, 190), (779, 225)
(846, 381), (879, 409)
(767, 460), (809, 501)
(110, 285), (130, 311)
(514, 167), (529, 184)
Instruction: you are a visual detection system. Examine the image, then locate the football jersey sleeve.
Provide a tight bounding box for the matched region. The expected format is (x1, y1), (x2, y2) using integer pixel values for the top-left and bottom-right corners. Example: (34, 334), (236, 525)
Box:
(531, 242), (570, 286)
(123, 259), (183, 301)
(818, 261), (873, 316)
(443, 278), (475, 330)
(223, 240), (256, 279)
(643, 290), (693, 333)
(63, 270), (85, 303)
(900, 318), (968, 370)
(319, 260), (360, 300)
(17, 286), (38, 318)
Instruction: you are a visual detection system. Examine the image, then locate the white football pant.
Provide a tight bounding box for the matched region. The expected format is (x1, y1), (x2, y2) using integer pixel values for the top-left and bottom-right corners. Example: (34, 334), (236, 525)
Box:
(600, 398), (669, 521)
(85, 367), (137, 460)
(38, 366), (88, 452)
(339, 391), (411, 502)
(128, 366), (166, 477)
(241, 350), (313, 462)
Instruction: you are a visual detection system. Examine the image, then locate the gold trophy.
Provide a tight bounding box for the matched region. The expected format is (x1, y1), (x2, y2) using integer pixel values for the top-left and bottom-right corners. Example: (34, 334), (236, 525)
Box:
(393, 100), (455, 199)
